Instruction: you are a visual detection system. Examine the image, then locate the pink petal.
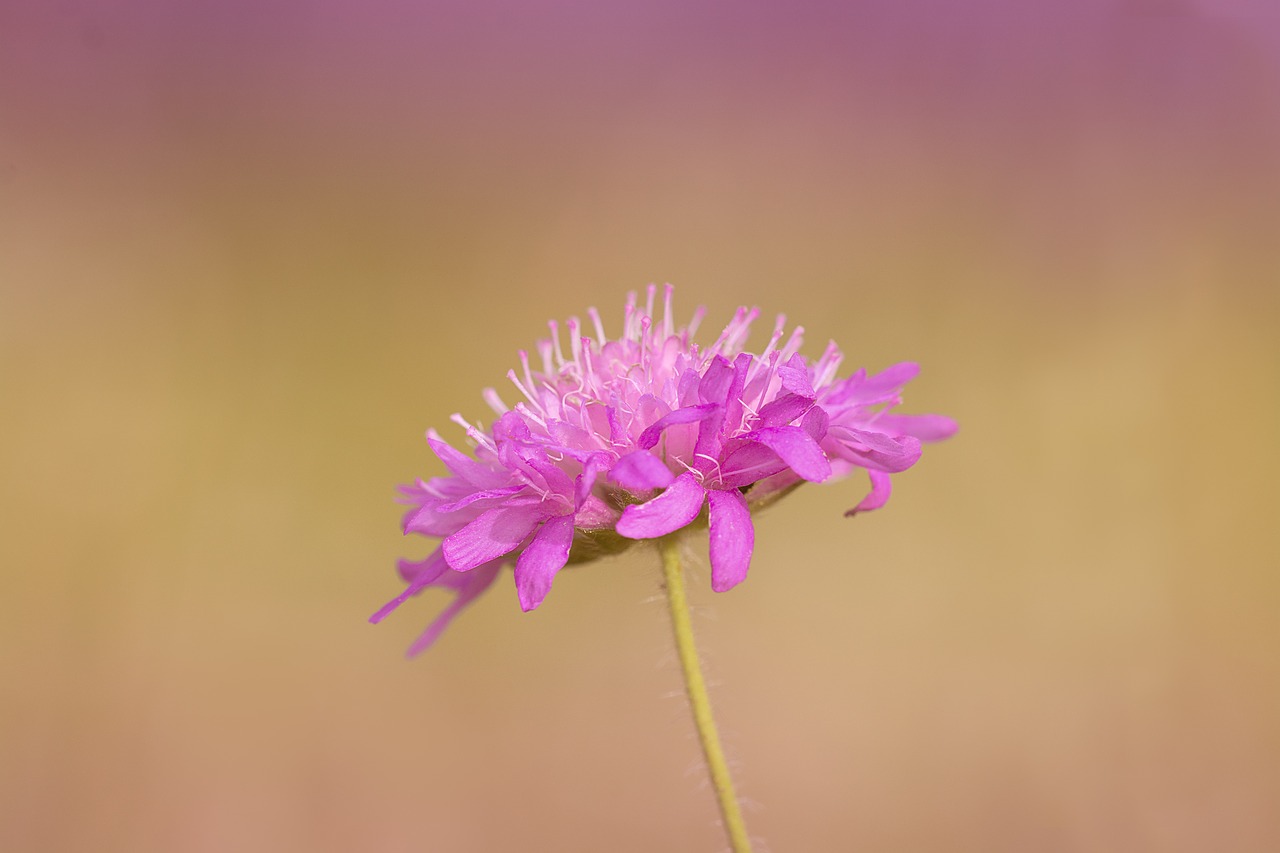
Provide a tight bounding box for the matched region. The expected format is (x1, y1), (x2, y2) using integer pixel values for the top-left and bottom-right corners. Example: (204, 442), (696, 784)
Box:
(846, 469), (893, 516)
(575, 453), (611, 506)
(857, 362), (920, 400)
(826, 362), (919, 406)
(397, 551), (447, 584)
(616, 471), (707, 539)
(526, 456), (575, 498)
(574, 493), (619, 528)
(708, 488), (754, 593)
(426, 433), (509, 488)
(740, 425), (832, 482)
(547, 420), (597, 452)
(801, 405), (829, 441)
(754, 393), (814, 428)
(370, 550), (449, 624)
(514, 515), (575, 612)
(698, 355), (736, 404)
(778, 353), (815, 397)
(406, 563), (502, 657)
(718, 442), (789, 488)
(609, 450), (676, 490)
(874, 413), (959, 442)
(442, 504), (545, 571)
(637, 404), (718, 450)
(827, 426), (922, 473)
(434, 485), (528, 514)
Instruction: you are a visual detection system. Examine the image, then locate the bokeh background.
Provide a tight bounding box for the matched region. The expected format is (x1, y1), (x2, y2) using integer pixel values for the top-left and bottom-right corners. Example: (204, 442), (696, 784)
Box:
(3, 1), (1279, 851)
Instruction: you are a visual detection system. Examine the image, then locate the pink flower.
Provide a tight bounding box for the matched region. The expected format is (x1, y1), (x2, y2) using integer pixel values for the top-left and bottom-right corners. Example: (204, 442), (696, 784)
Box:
(373, 285), (956, 655)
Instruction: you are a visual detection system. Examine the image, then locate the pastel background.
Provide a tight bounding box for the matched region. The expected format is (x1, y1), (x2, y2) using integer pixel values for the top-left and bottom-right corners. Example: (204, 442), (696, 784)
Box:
(3, 2), (1278, 851)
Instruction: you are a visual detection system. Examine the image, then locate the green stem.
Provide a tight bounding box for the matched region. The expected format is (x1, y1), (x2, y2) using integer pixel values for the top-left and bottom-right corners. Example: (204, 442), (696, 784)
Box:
(659, 536), (754, 853)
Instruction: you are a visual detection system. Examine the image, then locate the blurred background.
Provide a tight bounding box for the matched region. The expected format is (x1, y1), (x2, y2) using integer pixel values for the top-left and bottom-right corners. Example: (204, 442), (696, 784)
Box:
(2, 1), (1278, 851)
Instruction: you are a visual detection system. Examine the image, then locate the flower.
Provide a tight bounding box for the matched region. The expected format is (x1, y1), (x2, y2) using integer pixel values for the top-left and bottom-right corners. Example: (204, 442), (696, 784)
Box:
(373, 285), (956, 655)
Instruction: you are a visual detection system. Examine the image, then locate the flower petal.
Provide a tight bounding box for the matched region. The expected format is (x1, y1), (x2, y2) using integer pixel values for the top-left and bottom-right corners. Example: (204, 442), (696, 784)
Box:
(846, 469), (893, 516)
(636, 404), (718, 450)
(855, 361), (920, 402)
(434, 485), (528, 514)
(609, 450), (676, 490)
(778, 353), (815, 397)
(708, 488), (754, 592)
(801, 405), (829, 442)
(873, 413), (959, 442)
(754, 393), (814, 429)
(442, 504), (545, 571)
(616, 471), (707, 539)
(405, 563), (502, 656)
(575, 453), (612, 506)
(514, 515), (575, 611)
(740, 425), (832, 482)
(827, 426), (922, 473)
(370, 550), (449, 624)
(718, 442), (789, 488)
(826, 362), (919, 406)
(427, 432), (510, 488)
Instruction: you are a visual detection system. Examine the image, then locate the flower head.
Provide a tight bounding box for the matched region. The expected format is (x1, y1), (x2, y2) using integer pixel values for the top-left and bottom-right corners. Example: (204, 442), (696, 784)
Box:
(373, 285), (956, 655)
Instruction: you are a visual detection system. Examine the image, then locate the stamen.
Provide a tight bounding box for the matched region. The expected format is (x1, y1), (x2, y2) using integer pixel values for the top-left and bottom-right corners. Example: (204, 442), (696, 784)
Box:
(662, 283), (675, 339)
(482, 388), (509, 415)
(623, 291), (638, 341)
(779, 325), (805, 361)
(548, 320), (566, 369)
(587, 306), (607, 344)
(567, 317), (583, 370)
(814, 341), (844, 390)
(686, 305), (707, 341)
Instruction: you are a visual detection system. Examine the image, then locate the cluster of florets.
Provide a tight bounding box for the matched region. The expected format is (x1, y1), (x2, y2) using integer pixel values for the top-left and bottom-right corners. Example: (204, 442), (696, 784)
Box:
(373, 285), (956, 655)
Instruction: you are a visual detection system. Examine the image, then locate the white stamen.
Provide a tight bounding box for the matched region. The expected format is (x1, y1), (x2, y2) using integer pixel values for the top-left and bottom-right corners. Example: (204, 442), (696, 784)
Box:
(567, 317), (583, 370)
(482, 388), (509, 415)
(587, 306), (607, 344)
(662, 283), (675, 339)
(548, 320), (566, 369)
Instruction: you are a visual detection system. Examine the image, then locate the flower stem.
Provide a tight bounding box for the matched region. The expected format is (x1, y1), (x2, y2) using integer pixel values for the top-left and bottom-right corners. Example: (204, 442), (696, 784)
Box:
(659, 536), (754, 853)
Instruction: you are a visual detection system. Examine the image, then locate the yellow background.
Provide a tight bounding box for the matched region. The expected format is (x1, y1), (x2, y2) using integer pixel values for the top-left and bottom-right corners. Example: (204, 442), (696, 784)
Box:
(3, 3), (1278, 851)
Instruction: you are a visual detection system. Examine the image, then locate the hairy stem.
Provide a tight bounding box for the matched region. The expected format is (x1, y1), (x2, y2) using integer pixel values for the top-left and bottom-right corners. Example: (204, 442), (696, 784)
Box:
(659, 536), (754, 853)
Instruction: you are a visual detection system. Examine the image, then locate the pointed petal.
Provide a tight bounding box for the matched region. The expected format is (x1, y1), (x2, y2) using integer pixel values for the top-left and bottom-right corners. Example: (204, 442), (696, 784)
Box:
(754, 393), (814, 428)
(857, 362), (919, 400)
(526, 456), (575, 498)
(637, 404), (718, 450)
(846, 469), (893, 516)
(708, 489), (754, 592)
(801, 405), (829, 442)
(406, 563), (502, 656)
(741, 425), (832, 482)
(433, 485), (527, 514)
(874, 413), (959, 442)
(397, 550), (447, 584)
(827, 426), (922, 473)
(574, 493), (619, 528)
(575, 453), (611, 506)
(778, 353), (815, 397)
(826, 362), (919, 406)
(616, 472), (707, 539)
(370, 550), (449, 624)
(718, 442), (789, 488)
(514, 515), (575, 611)
(697, 355), (736, 404)
(442, 504), (545, 571)
(426, 432), (509, 488)
(609, 450), (676, 490)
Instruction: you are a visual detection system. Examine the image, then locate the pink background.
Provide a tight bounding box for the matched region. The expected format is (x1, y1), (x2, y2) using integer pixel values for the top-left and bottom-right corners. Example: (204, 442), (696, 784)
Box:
(3, 2), (1278, 851)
